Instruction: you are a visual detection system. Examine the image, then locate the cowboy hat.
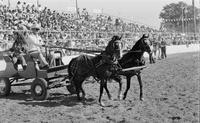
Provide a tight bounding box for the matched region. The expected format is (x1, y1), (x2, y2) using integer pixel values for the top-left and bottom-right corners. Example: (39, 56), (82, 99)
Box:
(18, 24), (28, 31)
(31, 23), (41, 30)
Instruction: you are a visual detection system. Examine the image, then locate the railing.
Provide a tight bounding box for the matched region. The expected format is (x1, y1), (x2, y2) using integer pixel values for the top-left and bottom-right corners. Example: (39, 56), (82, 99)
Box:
(0, 30), (199, 48)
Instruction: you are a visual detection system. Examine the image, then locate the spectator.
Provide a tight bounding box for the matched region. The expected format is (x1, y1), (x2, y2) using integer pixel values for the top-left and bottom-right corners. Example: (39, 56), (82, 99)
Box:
(0, 0), (162, 52)
(10, 30), (27, 70)
(160, 38), (167, 59)
(156, 40), (161, 60)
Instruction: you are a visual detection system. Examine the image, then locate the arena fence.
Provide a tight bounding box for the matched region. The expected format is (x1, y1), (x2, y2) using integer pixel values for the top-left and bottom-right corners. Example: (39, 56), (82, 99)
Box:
(0, 30), (199, 51)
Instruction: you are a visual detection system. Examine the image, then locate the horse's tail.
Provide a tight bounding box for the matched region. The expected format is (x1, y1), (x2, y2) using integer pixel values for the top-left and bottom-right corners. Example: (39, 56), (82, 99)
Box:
(67, 58), (77, 94)
(68, 58), (76, 80)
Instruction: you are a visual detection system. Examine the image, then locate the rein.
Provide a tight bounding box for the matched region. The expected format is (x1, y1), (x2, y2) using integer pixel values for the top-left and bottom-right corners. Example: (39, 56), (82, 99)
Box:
(127, 50), (143, 53)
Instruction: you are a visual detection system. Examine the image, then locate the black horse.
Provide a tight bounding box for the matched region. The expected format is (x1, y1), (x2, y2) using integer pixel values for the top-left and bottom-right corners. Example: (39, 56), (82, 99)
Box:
(67, 35), (122, 106)
(113, 34), (152, 101)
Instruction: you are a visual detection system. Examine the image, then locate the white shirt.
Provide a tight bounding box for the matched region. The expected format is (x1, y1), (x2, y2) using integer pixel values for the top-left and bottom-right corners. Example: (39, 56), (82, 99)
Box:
(25, 34), (43, 52)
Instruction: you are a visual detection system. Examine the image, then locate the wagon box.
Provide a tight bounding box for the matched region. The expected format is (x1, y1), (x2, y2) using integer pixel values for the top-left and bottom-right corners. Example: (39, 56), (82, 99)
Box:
(0, 54), (70, 100)
(0, 55), (47, 78)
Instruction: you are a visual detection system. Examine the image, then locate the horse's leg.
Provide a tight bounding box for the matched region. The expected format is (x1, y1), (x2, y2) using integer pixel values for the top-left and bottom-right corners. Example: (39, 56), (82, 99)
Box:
(75, 83), (81, 100)
(73, 78), (82, 100)
(137, 73), (144, 101)
(123, 76), (131, 100)
(113, 77), (123, 100)
(104, 80), (112, 100)
(99, 80), (105, 107)
(80, 80), (86, 99)
(77, 77), (86, 100)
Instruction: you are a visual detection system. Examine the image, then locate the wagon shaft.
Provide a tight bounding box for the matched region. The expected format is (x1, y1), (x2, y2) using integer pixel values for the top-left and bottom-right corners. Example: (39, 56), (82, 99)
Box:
(122, 66), (146, 72)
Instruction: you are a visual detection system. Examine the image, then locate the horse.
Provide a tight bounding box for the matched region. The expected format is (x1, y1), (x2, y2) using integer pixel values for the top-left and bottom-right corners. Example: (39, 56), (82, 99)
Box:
(112, 34), (152, 101)
(67, 35), (122, 106)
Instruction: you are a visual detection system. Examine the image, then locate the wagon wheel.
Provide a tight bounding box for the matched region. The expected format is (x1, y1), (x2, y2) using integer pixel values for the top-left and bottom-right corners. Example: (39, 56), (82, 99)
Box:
(0, 77), (11, 96)
(31, 78), (49, 100)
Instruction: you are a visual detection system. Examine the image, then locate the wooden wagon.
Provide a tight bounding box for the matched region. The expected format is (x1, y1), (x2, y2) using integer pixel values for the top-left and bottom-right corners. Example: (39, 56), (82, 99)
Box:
(0, 53), (71, 100)
(0, 47), (147, 101)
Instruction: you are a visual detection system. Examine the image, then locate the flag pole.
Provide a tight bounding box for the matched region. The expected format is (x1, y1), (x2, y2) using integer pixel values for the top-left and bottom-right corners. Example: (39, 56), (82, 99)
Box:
(75, 0), (79, 18)
(192, 0), (197, 36)
(181, 4), (184, 34)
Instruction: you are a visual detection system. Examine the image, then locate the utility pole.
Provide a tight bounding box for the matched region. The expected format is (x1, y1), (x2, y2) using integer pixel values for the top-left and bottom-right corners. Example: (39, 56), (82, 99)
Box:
(181, 4), (184, 34)
(75, 0), (79, 18)
(192, 0), (197, 37)
(36, 0), (40, 9)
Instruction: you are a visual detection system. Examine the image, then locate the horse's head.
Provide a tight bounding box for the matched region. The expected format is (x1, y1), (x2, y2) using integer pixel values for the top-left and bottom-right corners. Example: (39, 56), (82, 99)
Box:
(106, 35), (122, 52)
(105, 35), (122, 60)
(132, 34), (152, 54)
(142, 34), (152, 54)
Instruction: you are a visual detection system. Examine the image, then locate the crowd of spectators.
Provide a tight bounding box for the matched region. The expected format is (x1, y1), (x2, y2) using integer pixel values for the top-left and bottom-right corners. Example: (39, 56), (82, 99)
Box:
(0, 1), (199, 51)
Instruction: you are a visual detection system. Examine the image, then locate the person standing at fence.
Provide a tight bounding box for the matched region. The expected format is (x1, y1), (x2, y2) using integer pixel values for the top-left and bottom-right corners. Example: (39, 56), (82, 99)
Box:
(161, 38), (167, 59)
(156, 35), (162, 60)
(148, 38), (156, 64)
(152, 36), (158, 60)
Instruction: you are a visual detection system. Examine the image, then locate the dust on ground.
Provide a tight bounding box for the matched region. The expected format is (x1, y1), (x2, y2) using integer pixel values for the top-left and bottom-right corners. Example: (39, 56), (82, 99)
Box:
(0, 52), (199, 123)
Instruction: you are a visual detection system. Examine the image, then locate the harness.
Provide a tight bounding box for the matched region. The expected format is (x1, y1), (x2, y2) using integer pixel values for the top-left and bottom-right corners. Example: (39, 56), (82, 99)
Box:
(69, 37), (122, 84)
(93, 52), (122, 83)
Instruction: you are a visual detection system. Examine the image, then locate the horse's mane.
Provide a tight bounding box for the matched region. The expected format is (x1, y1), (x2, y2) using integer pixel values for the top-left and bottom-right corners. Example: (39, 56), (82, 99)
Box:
(118, 35), (147, 68)
(130, 36), (144, 51)
(120, 36), (144, 60)
(105, 36), (117, 54)
(103, 35), (122, 56)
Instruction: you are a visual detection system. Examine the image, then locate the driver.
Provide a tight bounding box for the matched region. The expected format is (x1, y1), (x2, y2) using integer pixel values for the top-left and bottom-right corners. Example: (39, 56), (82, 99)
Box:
(23, 23), (49, 69)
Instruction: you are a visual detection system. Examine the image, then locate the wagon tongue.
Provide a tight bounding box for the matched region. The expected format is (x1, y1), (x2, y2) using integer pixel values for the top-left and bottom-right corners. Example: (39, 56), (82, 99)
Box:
(122, 66), (147, 72)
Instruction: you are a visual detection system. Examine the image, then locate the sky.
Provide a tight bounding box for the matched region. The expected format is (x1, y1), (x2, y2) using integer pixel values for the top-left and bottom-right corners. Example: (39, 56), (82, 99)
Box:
(6, 0), (200, 29)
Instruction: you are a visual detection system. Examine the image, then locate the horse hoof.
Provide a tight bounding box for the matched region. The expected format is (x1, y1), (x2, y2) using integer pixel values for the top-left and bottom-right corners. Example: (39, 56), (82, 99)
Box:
(118, 95), (123, 100)
(108, 95), (112, 100)
(140, 97), (144, 101)
(77, 97), (82, 101)
(100, 102), (106, 107)
(123, 96), (126, 100)
(82, 95), (86, 99)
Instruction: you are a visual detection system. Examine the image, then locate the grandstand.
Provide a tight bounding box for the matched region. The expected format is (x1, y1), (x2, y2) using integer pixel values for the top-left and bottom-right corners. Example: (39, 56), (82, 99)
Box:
(0, 1), (199, 51)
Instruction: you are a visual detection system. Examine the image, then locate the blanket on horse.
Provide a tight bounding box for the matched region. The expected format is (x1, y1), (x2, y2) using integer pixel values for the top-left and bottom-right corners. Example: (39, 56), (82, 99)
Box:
(69, 54), (121, 80)
(69, 55), (95, 77)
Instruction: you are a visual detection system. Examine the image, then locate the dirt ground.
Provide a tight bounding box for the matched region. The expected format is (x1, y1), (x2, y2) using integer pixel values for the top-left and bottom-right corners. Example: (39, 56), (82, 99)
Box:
(0, 52), (199, 123)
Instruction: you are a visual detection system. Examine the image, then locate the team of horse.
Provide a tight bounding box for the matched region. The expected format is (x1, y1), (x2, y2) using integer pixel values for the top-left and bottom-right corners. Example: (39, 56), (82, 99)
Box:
(67, 34), (153, 106)
(111, 34), (152, 101)
(6, 33), (153, 106)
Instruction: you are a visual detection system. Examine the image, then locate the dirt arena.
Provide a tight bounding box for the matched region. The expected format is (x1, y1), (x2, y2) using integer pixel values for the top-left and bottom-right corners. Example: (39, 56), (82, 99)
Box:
(0, 52), (199, 123)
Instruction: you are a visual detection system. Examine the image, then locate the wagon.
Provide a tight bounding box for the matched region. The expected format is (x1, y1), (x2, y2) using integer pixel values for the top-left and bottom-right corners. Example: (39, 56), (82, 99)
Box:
(0, 52), (71, 100)
(0, 46), (103, 100)
(0, 47), (148, 101)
